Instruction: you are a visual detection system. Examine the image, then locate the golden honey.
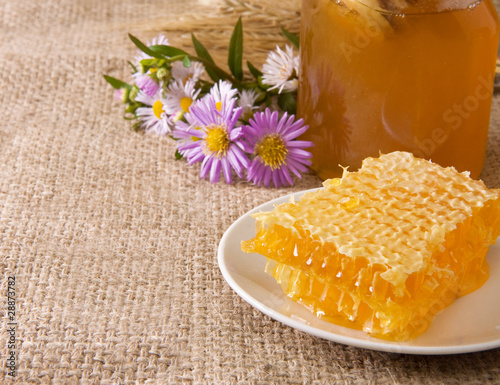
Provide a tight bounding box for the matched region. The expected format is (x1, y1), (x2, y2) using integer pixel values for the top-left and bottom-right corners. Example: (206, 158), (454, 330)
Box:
(298, 0), (499, 179)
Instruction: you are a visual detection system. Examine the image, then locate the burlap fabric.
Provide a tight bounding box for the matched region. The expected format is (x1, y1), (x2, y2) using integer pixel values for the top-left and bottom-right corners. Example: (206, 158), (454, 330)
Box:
(1, 0), (499, 383)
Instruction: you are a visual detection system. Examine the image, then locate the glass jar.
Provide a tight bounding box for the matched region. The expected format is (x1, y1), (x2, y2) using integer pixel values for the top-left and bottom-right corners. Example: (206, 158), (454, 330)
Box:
(298, 0), (499, 179)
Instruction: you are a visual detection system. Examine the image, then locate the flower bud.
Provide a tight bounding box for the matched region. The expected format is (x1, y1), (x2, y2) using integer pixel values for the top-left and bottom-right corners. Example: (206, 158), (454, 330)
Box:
(156, 67), (171, 83)
(128, 85), (140, 102)
(115, 88), (130, 103)
(135, 75), (159, 97)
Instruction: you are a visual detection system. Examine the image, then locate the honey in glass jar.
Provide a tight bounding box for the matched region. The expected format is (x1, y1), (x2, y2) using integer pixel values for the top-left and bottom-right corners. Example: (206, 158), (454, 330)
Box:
(298, 0), (499, 179)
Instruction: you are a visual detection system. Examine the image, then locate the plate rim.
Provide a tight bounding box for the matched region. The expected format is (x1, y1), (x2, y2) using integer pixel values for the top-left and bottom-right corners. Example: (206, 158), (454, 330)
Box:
(218, 188), (500, 355)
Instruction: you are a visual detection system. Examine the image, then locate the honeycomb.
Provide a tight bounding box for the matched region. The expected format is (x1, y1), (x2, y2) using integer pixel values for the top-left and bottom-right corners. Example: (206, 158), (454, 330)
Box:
(241, 152), (500, 341)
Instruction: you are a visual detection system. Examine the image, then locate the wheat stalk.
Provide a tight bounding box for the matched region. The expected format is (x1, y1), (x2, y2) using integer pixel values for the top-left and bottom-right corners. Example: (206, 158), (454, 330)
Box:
(126, 0), (301, 70)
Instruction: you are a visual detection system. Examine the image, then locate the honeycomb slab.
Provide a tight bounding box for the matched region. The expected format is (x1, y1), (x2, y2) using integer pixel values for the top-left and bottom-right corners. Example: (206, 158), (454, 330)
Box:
(241, 151), (500, 341)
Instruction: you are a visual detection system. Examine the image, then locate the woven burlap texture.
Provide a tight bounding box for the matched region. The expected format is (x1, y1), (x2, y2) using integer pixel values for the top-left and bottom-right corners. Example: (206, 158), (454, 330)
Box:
(0, 0), (499, 384)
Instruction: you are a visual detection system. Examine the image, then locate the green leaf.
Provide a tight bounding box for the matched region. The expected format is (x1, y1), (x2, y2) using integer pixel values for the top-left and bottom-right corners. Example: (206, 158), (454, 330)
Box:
(228, 17), (244, 82)
(281, 27), (300, 49)
(247, 61), (263, 80)
(149, 44), (189, 57)
(103, 75), (132, 90)
(151, 49), (235, 83)
(128, 34), (164, 59)
(254, 90), (267, 104)
(175, 149), (183, 160)
(278, 92), (297, 115)
(139, 58), (157, 67)
(125, 103), (141, 114)
(182, 55), (191, 68)
(127, 61), (138, 73)
(257, 75), (271, 90)
(265, 94), (272, 108)
(190, 56), (235, 82)
(132, 121), (144, 132)
(192, 33), (220, 82)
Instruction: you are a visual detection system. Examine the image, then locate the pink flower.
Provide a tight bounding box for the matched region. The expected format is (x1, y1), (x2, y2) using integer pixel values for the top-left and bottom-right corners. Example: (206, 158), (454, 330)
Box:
(173, 92), (249, 184)
(135, 75), (159, 97)
(242, 108), (312, 188)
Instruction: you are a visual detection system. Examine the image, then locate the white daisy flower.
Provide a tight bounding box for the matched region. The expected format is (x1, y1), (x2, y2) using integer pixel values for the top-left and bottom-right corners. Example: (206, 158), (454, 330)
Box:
(203, 80), (239, 116)
(262, 45), (300, 94)
(238, 88), (259, 122)
(135, 86), (171, 135)
(164, 80), (201, 125)
(171, 61), (206, 84)
(208, 80), (238, 105)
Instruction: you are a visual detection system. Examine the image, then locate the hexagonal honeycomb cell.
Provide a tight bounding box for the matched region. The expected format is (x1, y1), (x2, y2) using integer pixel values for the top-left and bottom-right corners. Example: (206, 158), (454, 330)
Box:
(241, 152), (500, 341)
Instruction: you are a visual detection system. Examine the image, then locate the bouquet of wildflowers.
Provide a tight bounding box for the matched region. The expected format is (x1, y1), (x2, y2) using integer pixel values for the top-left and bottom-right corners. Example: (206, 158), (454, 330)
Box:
(105, 18), (313, 188)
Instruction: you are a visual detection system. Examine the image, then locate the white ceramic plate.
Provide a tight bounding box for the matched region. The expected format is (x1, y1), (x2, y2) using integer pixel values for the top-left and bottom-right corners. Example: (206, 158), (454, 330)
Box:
(218, 188), (500, 355)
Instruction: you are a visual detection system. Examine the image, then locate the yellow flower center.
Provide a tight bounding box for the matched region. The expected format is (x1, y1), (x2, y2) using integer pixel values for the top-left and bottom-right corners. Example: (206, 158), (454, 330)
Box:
(205, 125), (230, 157)
(280, 65), (291, 79)
(153, 100), (164, 119)
(255, 134), (288, 170)
(180, 96), (193, 113)
(216, 101), (222, 112)
(182, 75), (194, 85)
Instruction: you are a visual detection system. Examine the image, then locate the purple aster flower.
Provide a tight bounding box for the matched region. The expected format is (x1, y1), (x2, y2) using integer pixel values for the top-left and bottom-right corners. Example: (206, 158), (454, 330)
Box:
(242, 108), (313, 188)
(173, 94), (249, 184)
